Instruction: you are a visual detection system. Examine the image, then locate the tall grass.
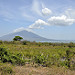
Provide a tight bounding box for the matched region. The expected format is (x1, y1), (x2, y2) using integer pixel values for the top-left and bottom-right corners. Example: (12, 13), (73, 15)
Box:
(0, 41), (75, 70)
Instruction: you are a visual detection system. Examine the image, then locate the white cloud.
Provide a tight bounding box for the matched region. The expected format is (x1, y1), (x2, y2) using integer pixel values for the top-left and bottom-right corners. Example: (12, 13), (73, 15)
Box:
(19, 6), (36, 21)
(48, 15), (75, 26)
(42, 8), (52, 16)
(28, 15), (75, 29)
(13, 27), (25, 32)
(31, 0), (42, 16)
(25, 28), (34, 32)
(22, 12), (35, 21)
(13, 27), (33, 33)
(29, 19), (48, 29)
(41, 2), (46, 9)
(65, 8), (75, 18)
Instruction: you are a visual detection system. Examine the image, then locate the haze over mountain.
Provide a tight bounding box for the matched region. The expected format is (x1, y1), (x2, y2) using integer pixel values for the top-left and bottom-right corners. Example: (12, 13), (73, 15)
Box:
(0, 30), (52, 41)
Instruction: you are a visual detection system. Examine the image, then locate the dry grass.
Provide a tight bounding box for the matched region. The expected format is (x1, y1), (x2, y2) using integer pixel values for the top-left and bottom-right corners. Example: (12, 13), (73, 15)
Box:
(0, 42), (75, 75)
(13, 64), (75, 75)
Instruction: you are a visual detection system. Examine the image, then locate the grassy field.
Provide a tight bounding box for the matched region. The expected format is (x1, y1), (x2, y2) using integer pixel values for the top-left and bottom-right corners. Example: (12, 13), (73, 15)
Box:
(0, 41), (75, 75)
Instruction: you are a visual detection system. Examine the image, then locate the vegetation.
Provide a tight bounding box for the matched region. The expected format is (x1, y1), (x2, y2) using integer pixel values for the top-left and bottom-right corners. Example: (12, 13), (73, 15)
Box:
(0, 64), (13, 75)
(0, 47), (25, 66)
(13, 36), (23, 41)
(0, 40), (75, 74)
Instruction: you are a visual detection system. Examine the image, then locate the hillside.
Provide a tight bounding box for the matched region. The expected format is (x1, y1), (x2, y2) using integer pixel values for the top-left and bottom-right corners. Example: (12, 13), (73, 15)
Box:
(0, 30), (52, 41)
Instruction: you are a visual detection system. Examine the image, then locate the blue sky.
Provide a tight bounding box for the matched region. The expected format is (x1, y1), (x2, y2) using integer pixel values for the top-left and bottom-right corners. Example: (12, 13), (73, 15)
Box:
(0, 0), (75, 40)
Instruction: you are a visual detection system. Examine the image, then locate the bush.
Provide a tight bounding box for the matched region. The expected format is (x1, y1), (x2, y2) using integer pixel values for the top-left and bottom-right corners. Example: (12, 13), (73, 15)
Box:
(34, 53), (47, 66)
(0, 40), (3, 44)
(0, 47), (25, 66)
(1, 66), (13, 74)
(60, 49), (75, 69)
(10, 53), (25, 66)
(68, 42), (75, 48)
(22, 41), (27, 45)
(0, 47), (10, 63)
(0, 63), (13, 75)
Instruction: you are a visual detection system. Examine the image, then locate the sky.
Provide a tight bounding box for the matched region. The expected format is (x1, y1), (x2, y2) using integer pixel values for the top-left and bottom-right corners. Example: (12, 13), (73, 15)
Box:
(0, 0), (75, 40)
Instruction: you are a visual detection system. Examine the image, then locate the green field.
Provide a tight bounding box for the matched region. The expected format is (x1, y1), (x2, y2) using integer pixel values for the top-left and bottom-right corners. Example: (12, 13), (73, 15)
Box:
(0, 41), (75, 75)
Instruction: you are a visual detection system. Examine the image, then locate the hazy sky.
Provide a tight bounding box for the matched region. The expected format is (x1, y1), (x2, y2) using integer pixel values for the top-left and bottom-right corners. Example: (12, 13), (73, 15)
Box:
(0, 0), (75, 40)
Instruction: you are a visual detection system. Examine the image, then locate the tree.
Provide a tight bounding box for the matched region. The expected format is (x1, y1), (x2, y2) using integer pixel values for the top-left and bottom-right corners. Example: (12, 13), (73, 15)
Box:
(13, 36), (23, 41)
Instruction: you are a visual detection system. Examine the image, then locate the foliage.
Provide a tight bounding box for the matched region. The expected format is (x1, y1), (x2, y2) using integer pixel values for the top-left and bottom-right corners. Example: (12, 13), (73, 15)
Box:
(10, 53), (25, 65)
(0, 47), (25, 65)
(13, 36), (23, 41)
(22, 41), (27, 45)
(0, 66), (13, 74)
(0, 63), (13, 75)
(68, 42), (75, 48)
(0, 40), (3, 44)
(0, 41), (75, 70)
(34, 53), (47, 66)
(0, 47), (9, 63)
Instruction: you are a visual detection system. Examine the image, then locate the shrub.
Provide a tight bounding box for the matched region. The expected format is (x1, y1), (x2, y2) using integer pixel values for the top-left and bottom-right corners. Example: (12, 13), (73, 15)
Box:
(68, 42), (74, 48)
(61, 49), (75, 69)
(10, 53), (25, 66)
(0, 40), (3, 44)
(0, 47), (25, 66)
(22, 41), (27, 45)
(0, 47), (10, 63)
(1, 66), (13, 74)
(34, 53), (47, 66)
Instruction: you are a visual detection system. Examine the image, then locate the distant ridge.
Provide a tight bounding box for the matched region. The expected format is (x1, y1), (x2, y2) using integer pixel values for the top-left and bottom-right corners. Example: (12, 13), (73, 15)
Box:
(0, 30), (53, 41)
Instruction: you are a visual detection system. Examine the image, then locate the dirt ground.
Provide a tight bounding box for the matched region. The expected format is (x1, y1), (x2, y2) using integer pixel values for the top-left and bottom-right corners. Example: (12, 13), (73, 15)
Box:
(13, 64), (75, 75)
